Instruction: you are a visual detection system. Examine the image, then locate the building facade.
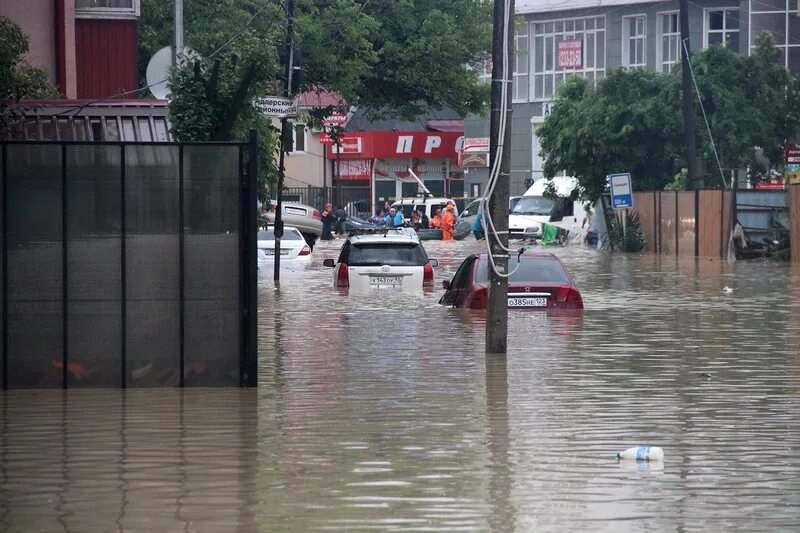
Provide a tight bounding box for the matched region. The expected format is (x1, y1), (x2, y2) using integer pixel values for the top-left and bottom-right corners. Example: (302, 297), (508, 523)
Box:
(1, 0), (141, 100)
(464, 0), (800, 195)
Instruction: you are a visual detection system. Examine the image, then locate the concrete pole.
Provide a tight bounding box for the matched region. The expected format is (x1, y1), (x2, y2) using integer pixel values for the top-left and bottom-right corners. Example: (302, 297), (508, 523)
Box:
(679, 0), (701, 190)
(274, 0), (295, 281)
(174, 0), (184, 65)
(486, 0), (514, 355)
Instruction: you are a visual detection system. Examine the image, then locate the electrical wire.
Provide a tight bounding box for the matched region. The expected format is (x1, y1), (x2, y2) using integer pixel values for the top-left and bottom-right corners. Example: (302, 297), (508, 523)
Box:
(681, 37), (728, 189)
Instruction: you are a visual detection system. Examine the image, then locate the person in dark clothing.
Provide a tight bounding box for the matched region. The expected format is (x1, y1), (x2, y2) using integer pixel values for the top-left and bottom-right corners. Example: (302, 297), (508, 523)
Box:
(417, 208), (429, 229)
(333, 206), (348, 236)
(321, 203), (335, 240)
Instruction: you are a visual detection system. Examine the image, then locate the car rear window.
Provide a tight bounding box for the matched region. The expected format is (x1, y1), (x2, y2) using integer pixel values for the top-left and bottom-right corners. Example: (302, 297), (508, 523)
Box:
(348, 243), (427, 266)
(474, 257), (571, 283)
(258, 229), (302, 240)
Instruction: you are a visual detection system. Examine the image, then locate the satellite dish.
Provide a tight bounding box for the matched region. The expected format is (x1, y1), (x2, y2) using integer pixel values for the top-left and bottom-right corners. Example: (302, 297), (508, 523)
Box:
(146, 46), (174, 100)
(146, 46), (199, 100)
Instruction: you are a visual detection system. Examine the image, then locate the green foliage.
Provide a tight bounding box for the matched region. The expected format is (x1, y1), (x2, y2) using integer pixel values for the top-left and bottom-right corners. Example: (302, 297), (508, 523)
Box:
(140, 0), (491, 199)
(608, 210), (646, 253)
(664, 168), (687, 191)
(538, 33), (800, 201)
(538, 70), (682, 202)
(0, 16), (59, 137)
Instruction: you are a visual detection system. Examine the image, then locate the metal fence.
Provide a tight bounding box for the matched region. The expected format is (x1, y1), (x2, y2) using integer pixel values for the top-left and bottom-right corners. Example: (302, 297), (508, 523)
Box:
(0, 141), (258, 389)
(281, 186), (478, 219)
(281, 186), (371, 217)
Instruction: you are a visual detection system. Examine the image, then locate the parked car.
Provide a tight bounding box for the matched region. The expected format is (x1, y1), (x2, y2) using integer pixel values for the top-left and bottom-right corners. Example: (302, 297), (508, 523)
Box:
(439, 253), (583, 310)
(322, 229), (438, 292)
(459, 196), (522, 226)
(344, 215), (380, 232)
(261, 200), (322, 249)
(257, 226), (312, 263)
(391, 197), (459, 222)
(508, 177), (587, 239)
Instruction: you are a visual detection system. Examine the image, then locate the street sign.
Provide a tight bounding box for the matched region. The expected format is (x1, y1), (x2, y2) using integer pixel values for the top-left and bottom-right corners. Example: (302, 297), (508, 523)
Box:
(609, 173), (633, 209)
(254, 96), (299, 118)
(323, 112), (348, 127)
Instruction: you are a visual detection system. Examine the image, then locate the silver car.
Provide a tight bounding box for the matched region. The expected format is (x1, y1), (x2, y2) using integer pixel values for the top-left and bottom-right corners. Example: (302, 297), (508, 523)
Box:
(261, 201), (323, 249)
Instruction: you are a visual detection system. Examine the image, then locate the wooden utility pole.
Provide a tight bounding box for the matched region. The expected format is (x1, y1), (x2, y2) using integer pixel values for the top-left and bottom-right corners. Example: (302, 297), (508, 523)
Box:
(679, 0), (701, 190)
(273, 0), (295, 281)
(486, 0), (514, 354)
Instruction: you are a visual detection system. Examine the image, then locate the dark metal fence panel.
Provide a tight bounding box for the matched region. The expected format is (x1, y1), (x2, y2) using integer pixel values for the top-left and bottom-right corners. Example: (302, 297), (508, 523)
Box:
(124, 145), (181, 387)
(66, 144), (123, 388)
(0, 141), (256, 389)
(183, 145), (240, 386)
(6, 144), (64, 387)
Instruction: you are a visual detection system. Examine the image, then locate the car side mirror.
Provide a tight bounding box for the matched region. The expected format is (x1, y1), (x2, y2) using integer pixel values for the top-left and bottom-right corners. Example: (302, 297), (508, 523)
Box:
(442, 279), (451, 290)
(322, 259), (335, 267)
(428, 259), (439, 268)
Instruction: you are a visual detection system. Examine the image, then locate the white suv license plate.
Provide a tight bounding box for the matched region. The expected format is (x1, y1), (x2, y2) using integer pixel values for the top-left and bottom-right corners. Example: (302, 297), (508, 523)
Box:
(262, 249), (290, 255)
(370, 276), (402, 287)
(285, 207), (306, 216)
(508, 297), (547, 308)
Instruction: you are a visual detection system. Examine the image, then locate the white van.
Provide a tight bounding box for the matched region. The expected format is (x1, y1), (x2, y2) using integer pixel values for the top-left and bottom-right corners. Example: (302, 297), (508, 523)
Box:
(391, 197), (459, 222)
(508, 177), (588, 239)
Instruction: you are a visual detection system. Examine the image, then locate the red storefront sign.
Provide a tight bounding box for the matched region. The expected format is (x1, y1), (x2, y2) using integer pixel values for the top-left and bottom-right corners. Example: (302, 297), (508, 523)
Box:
(337, 159), (372, 180)
(558, 39), (583, 69)
(323, 112), (348, 127)
(324, 131), (462, 160)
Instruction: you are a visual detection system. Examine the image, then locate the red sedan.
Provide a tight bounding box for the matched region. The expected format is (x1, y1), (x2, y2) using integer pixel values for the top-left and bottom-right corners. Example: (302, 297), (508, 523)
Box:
(439, 253), (583, 310)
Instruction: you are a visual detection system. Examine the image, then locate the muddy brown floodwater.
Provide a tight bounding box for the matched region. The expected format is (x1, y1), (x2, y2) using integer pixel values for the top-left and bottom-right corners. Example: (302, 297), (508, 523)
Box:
(3, 236), (800, 531)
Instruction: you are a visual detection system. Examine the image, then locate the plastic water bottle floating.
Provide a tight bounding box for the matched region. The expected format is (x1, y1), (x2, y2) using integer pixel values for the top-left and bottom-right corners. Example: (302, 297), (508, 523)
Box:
(616, 446), (664, 462)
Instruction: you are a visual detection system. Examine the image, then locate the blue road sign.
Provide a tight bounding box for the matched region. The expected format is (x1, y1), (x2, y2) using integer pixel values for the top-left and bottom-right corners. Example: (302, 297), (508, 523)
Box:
(609, 173), (633, 209)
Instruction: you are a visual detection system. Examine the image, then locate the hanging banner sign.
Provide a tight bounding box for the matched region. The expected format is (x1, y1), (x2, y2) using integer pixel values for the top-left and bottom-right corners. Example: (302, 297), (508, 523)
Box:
(458, 137), (490, 168)
(323, 113), (348, 127)
(785, 144), (800, 185)
(557, 39), (583, 69)
(254, 96), (299, 118)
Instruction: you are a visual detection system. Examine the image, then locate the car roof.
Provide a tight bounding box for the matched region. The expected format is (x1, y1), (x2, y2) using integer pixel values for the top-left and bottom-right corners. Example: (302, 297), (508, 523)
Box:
(349, 231), (420, 245)
(473, 252), (560, 261)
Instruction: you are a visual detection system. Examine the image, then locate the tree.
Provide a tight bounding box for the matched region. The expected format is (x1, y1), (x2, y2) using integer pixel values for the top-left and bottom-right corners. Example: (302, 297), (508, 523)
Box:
(538, 33), (800, 201)
(0, 16), (59, 137)
(537, 70), (682, 202)
(138, 0), (491, 198)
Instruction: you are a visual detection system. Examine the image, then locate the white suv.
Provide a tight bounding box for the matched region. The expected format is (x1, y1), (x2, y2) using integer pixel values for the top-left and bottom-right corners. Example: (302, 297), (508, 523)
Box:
(391, 197), (459, 222)
(322, 229), (438, 292)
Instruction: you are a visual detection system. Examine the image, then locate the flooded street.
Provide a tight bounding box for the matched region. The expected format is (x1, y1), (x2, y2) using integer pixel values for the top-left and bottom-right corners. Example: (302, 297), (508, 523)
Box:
(4, 237), (800, 531)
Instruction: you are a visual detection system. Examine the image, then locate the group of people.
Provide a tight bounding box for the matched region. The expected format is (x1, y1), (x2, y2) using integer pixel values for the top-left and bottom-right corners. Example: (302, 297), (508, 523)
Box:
(368, 202), (458, 240)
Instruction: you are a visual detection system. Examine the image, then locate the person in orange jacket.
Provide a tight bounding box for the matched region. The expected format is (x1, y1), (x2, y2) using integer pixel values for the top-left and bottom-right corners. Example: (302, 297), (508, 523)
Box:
(441, 203), (456, 240)
(430, 208), (443, 229)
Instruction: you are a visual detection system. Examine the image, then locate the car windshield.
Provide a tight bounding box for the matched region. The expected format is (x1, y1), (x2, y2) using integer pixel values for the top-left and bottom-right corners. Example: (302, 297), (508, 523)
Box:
(474, 257), (571, 284)
(348, 243), (427, 266)
(258, 229), (302, 240)
(512, 196), (556, 216)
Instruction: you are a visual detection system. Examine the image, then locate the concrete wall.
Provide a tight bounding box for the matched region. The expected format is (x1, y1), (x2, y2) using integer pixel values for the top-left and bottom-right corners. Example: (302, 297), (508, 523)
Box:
(0, 0), (57, 85)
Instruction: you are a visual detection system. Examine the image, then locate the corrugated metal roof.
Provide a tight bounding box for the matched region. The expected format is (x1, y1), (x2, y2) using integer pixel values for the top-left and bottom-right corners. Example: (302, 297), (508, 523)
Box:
(517, 0), (664, 14)
(9, 99), (172, 141)
(344, 104), (462, 132)
(426, 119), (464, 132)
(299, 89), (345, 109)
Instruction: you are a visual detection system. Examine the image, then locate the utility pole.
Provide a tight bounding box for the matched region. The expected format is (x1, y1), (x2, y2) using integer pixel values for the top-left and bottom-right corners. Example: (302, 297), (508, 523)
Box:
(273, 0), (295, 281)
(486, 0), (514, 355)
(679, 0), (701, 190)
(173, 0), (184, 66)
